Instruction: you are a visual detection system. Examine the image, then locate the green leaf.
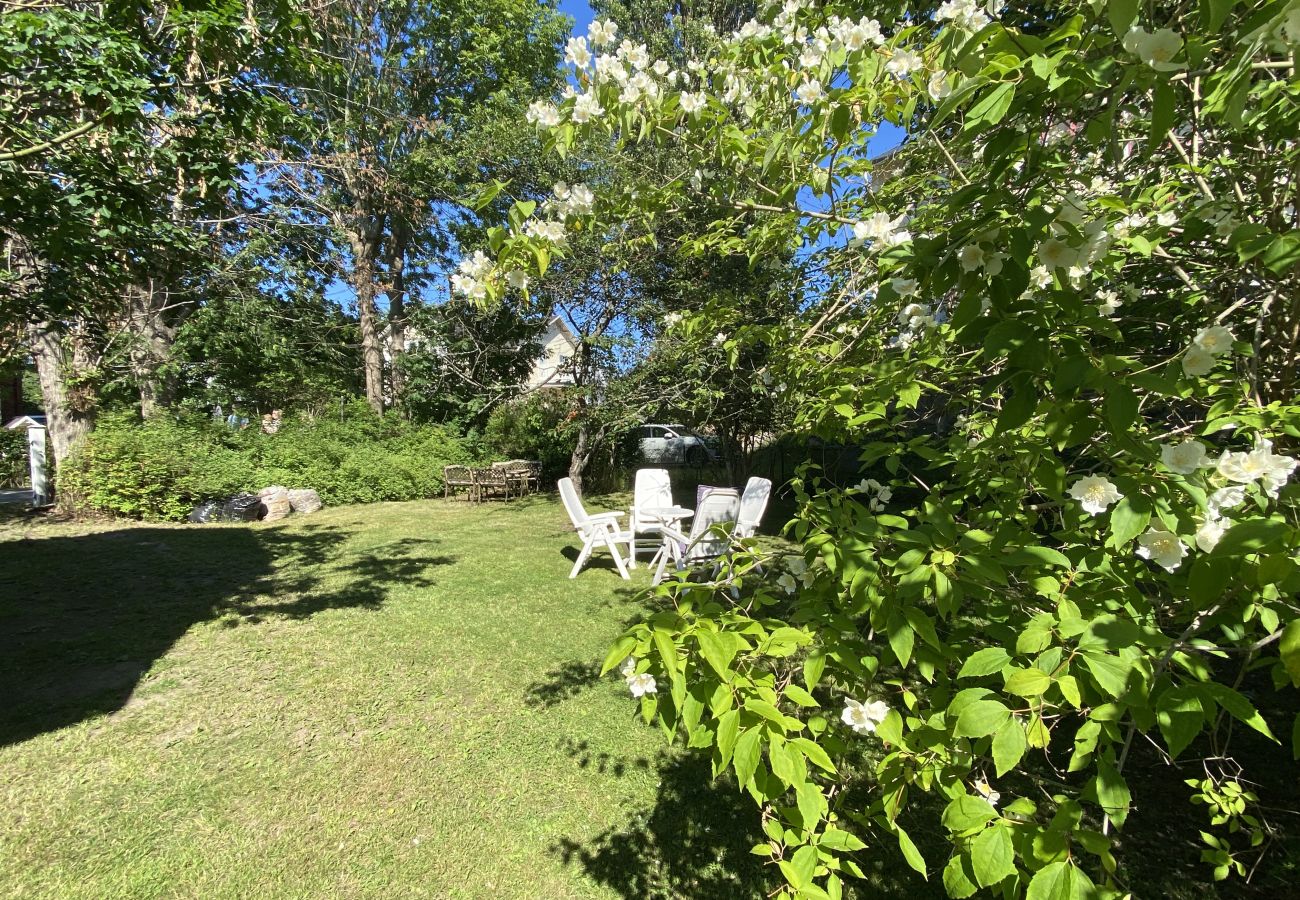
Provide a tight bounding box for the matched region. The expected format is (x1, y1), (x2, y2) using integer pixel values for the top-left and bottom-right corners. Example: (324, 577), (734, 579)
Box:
(959, 647), (1012, 678)
(1280, 620), (1300, 687)
(733, 727), (762, 789)
(600, 634), (636, 675)
(1214, 519), (1290, 556)
(1107, 0), (1138, 36)
(788, 844), (818, 889)
(716, 708), (741, 769)
(1005, 667), (1053, 697)
(821, 826), (867, 852)
(1026, 861), (1074, 900)
(887, 612), (915, 667)
(1095, 757), (1132, 828)
(942, 795), (998, 833)
(943, 854), (979, 898)
(653, 629), (678, 674)
(1082, 652), (1130, 698)
(955, 699), (1011, 739)
(1157, 686), (1204, 758)
(1204, 683), (1277, 742)
(972, 823), (1015, 887)
(894, 825), (926, 876)
(1104, 382), (1139, 434)
(803, 650), (827, 692)
(1108, 496), (1151, 548)
(992, 716), (1028, 776)
(792, 737), (837, 774)
(797, 781), (826, 829)
(696, 630), (736, 680)
(784, 684), (820, 707)
(966, 83), (1016, 129)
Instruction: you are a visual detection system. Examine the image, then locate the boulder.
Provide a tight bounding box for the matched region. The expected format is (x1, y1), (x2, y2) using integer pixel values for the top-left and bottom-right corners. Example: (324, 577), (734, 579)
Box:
(287, 488), (322, 515)
(257, 485), (292, 521)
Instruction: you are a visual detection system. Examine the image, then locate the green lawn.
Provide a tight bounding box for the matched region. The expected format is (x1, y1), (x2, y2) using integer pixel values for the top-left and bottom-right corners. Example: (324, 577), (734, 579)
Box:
(0, 495), (775, 899)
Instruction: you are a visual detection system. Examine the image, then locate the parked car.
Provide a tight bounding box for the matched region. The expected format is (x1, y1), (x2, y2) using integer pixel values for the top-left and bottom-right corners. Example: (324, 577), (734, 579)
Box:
(638, 424), (718, 466)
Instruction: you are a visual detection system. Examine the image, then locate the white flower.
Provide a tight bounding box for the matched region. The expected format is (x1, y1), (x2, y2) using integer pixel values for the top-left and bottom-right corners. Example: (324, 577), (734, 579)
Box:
(566, 183), (595, 215)
(841, 18), (884, 51)
(892, 277), (919, 297)
(627, 672), (657, 697)
(842, 697), (890, 735)
(620, 40), (650, 70)
(588, 18), (618, 48)
(1193, 325), (1235, 356)
(1195, 518), (1227, 553)
(619, 655), (636, 678)
(1125, 26), (1183, 70)
(679, 91), (706, 114)
(799, 47), (822, 69)
(572, 92), (604, 123)
(973, 777), (1001, 808)
(1207, 485), (1246, 516)
(1068, 475), (1123, 516)
(713, 332), (727, 345)
(1181, 345), (1216, 377)
(1156, 210), (1177, 227)
(959, 244), (987, 272)
(777, 572), (797, 594)
(1136, 528), (1187, 572)
(525, 100), (560, 128)
(1037, 237), (1078, 269)
(459, 250), (493, 279)
(937, 0), (991, 30)
(928, 70), (952, 100)
(565, 36), (592, 68)
(853, 212), (911, 249)
(506, 270), (529, 291)
(1218, 438), (1298, 497)
(795, 78), (825, 104)
(1029, 266), (1053, 289)
(885, 48), (923, 78)
(1160, 439), (1209, 475)
(1096, 289), (1122, 317)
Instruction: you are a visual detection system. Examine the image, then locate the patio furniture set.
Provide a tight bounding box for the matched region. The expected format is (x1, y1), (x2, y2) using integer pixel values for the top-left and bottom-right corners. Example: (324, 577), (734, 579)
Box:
(443, 461), (542, 502)
(559, 468), (772, 585)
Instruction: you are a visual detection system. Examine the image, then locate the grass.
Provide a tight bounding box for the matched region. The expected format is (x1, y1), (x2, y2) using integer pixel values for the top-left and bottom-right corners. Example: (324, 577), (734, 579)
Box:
(0, 494), (775, 899)
(2, 493), (1289, 898)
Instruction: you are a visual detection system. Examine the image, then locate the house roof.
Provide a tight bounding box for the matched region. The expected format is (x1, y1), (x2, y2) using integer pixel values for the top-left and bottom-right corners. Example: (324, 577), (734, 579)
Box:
(4, 414), (46, 430)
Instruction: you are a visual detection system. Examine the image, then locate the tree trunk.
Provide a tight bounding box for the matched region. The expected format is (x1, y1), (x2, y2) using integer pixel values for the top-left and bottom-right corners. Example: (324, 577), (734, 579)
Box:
(385, 221), (409, 403)
(28, 320), (97, 476)
(569, 417), (590, 495)
(125, 279), (181, 418)
(348, 223), (385, 414)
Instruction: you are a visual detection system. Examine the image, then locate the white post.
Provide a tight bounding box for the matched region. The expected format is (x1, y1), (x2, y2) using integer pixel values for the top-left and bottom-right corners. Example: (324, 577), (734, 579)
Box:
(28, 424), (48, 506)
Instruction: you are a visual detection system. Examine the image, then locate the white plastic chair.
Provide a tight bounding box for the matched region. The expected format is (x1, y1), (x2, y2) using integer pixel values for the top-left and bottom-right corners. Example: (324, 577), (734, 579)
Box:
(735, 476), (772, 540)
(628, 468), (673, 568)
(558, 477), (632, 580)
(654, 487), (740, 584)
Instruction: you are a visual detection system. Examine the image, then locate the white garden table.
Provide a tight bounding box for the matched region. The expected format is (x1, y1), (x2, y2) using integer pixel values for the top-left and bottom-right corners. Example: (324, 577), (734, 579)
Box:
(640, 505), (694, 584)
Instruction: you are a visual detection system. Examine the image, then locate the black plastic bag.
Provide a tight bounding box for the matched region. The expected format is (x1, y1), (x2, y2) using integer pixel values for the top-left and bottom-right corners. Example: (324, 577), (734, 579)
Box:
(187, 501), (220, 523)
(220, 493), (264, 522)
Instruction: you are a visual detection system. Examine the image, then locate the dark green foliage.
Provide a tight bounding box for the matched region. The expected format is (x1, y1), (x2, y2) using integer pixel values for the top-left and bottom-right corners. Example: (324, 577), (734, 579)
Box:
(484, 391), (574, 481)
(0, 429), (27, 488)
(398, 300), (543, 428)
(60, 404), (477, 520)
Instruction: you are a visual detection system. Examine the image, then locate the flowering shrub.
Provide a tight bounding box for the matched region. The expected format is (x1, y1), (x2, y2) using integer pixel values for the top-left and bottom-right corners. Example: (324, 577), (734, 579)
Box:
(462, 0), (1300, 895)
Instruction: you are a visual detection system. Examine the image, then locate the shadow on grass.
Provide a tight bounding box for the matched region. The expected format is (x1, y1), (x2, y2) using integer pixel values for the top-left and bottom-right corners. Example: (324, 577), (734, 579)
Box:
(552, 752), (771, 899)
(0, 523), (453, 746)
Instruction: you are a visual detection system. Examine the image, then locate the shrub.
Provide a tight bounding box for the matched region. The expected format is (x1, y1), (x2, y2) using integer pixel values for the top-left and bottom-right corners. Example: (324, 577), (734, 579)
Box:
(61, 404), (477, 520)
(0, 428), (30, 488)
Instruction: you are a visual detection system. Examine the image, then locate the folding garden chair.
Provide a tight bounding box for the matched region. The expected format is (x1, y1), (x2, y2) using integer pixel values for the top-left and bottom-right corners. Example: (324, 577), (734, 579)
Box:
(558, 477), (632, 580)
(653, 487), (740, 585)
(628, 468), (673, 568)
